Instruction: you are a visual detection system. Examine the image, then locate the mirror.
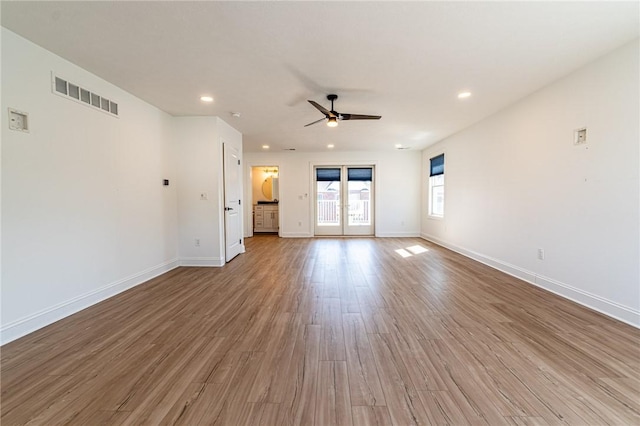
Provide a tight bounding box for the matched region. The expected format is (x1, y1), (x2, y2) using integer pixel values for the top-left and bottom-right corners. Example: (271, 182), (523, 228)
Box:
(262, 177), (274, 200)
(253, 166), (279, 202)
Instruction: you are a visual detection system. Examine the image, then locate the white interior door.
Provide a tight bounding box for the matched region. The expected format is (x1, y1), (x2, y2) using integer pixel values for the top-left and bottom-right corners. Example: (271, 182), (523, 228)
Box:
(223, 143), (243, 262)
(314, 166), (374, 236)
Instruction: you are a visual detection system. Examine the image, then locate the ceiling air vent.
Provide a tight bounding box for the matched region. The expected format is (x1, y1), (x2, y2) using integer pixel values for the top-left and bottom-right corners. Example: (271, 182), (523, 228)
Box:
(51, 72), (118, 117)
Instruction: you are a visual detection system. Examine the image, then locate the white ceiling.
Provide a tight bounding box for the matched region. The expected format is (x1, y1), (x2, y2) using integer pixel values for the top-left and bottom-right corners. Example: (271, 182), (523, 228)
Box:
(2, 1), (638, 152)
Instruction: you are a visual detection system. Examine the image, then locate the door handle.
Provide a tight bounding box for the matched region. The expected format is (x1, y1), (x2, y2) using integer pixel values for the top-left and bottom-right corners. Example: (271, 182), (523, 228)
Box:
(225, 207), (234, 211)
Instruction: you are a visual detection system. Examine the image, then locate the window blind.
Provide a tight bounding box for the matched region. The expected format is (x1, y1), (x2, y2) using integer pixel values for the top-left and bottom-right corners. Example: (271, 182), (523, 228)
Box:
(316, 168), (341, 181)
(430, 154), (445, 176)
(347, 167), (372, 181)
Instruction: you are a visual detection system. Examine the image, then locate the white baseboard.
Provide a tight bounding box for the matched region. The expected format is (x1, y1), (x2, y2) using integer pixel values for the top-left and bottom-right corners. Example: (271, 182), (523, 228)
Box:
(279, 232), (313, 238)
(179, 257), (225, 267)
(1, 258), (180, 345)
(420, 233), (640, 328)
(375, 231), (421, 237)
(278, 232), (422, 238)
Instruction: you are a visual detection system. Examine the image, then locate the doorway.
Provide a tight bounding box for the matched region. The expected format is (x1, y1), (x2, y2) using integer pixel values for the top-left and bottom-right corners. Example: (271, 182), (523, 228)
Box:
(314, 165), (374, 236)
(251, 166), (280, 235)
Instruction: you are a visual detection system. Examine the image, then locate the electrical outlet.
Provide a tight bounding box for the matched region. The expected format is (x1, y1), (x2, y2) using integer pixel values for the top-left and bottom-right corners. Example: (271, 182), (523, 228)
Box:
(574, 128), (587, 145)
(195, 238), (200, 247)
(537, 248), (545, 260)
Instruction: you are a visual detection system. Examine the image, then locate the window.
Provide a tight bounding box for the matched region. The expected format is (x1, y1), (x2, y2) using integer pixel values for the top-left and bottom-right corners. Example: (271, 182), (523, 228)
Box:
(429, 154), (445, 217)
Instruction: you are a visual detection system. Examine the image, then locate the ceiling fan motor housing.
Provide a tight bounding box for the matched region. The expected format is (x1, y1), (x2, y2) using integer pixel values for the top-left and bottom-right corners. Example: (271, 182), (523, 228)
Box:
(304, 94), (381, 127)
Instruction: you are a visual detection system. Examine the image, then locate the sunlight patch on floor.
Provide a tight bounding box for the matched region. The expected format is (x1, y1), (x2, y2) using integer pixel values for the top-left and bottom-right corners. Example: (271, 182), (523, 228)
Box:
(395, 244), (429, 258)
(407, 245), (428, 254)
(395, 248), (412, 258)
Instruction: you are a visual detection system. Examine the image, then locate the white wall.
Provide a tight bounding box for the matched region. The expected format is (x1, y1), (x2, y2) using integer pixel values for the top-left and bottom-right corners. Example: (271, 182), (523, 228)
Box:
(174, 116), (243, 266)
(422, 40), (639, 326)
(244, 150), (421, 238)
(1, 29), (180, 343)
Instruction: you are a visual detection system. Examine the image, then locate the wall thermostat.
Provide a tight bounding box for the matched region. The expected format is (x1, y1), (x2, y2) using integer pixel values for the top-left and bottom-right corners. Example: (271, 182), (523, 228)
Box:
(8, 108), (29, 133)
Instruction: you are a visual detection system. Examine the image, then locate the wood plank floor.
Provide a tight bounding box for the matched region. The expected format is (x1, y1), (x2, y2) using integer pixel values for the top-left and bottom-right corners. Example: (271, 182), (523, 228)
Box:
(2, 236), (639, 425)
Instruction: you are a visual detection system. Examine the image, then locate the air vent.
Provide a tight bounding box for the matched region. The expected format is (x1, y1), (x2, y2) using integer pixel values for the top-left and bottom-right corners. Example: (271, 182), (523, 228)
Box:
(52, 73), (118, 117)
(69, 83), (80, 100)
(91, 92), (101, 107)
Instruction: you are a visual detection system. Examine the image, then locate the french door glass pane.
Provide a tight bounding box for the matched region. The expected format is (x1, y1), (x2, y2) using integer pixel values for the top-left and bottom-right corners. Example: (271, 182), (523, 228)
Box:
(347, 168), (371, 226)
(316, 169), (340, 226)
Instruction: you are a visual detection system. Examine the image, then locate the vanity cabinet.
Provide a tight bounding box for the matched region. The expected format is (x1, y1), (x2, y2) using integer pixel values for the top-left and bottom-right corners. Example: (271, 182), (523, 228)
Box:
(254, 204), (279, 233)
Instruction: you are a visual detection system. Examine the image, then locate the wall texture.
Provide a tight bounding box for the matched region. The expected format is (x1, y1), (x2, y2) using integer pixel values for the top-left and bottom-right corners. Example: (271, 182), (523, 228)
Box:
(244, 150), (422, 238)
(1, 30), (244, 344)
(422, 40), (639, 326)
(1, 29), (180, 343)
(174, 117), (243, 266)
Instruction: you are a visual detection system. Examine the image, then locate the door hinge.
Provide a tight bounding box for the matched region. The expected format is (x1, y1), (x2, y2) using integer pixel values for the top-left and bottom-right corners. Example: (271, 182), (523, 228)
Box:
(237, 159), (241, 165)
(239, 239), (242, 244)
(239, 199), (241, 205)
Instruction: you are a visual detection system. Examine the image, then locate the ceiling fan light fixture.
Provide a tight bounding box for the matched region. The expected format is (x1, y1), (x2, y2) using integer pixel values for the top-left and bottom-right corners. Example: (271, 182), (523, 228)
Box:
(305, 94), (380, 128)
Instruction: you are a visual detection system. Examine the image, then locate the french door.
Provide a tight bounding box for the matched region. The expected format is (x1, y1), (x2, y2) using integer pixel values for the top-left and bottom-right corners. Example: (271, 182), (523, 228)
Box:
(314, 166), (374, 236)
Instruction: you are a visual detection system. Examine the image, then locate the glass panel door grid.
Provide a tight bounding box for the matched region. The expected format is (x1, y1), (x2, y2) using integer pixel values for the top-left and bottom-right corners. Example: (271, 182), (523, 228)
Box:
(315, 166), (373, 236)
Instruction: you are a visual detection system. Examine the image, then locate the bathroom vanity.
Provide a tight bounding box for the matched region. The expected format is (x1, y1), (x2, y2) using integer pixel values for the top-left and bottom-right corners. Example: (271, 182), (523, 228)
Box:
(254, 203), (279, 233)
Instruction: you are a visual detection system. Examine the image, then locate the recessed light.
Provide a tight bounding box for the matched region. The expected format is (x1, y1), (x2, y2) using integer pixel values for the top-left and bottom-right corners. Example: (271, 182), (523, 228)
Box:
(262, 145), (270, 149)
(231, 112), (241, 118)
(200, 96), (214, 102)
(457, 91), (472, 99)
(394, 143), (403, 148)
(327, 144), (334, 148)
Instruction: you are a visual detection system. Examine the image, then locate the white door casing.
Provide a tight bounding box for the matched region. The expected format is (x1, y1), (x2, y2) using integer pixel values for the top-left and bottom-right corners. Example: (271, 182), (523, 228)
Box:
(314, 165), (374, 236)
(223, 143), (243, 262)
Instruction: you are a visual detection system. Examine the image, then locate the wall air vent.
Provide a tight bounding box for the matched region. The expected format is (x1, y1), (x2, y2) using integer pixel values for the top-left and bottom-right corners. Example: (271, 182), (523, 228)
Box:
(52, 73), (119, 117)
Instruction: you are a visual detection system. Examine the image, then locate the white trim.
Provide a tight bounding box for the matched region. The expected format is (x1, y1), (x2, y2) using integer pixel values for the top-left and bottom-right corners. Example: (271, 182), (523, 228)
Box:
(376, 232), (421, 238)
(179, 257), (225, 267)
(279, 232), (313, 238)
(421, 233), (640, 328)
(0, 258), (180, 345)
(218, 137), (227, 263)
(245, 161), (283, 238)
(309, 161), (379, 237)
(427, 150), (446, 219)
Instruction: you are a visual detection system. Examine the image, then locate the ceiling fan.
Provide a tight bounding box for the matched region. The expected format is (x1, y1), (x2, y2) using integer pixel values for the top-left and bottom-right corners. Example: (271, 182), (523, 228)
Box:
(305, 94), (381, 127)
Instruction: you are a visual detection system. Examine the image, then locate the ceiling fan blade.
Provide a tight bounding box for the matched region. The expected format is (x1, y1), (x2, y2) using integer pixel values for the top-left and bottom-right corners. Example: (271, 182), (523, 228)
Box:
(307, 100), (335, 117)
(339, 113), (381, 121)
(304, 117), (327, 127)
